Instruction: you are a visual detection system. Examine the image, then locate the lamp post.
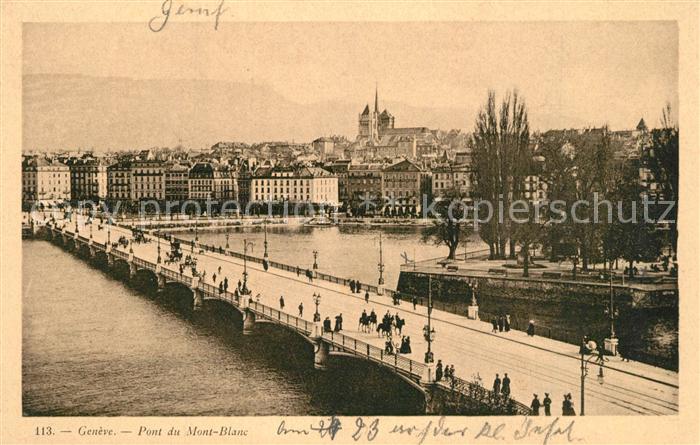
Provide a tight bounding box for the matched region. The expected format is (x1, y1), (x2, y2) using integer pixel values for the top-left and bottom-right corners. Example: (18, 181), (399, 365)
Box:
(225, 231), (230, 249)
(423, 275), (436, 364)
(157, 230), (162, 264)
(580, 338), (605, 416)
(604, 271), (620, 355)
(89, 222), (93, 239)
(313, 250), (319, 270)
(194, 218), (199, 243)
(263, 219), (269, 260)
(313, 292), (321, 322)
(242, 239), (254, 294)
(378, 232), (385, 286)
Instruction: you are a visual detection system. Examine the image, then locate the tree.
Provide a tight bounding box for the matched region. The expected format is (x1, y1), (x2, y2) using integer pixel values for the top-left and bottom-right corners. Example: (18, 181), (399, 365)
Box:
(421, 187), (473, 260)
(511, 206), (545, 277)
(643, 104), (679, 254)
(471, 90), (531, 259)
(615, 162), (663, 278)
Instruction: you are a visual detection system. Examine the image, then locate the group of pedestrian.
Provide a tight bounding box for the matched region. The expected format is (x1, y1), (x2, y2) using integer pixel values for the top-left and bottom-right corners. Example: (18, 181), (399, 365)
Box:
(490, 314), (511, 333)
(349, 279), (362, 293)
(435, 360), (456, 384)
(217, 277), (229, 294)
(399, 336), (412, 354)
(492, 373), (512, 398)
(530, 393), (575, 416)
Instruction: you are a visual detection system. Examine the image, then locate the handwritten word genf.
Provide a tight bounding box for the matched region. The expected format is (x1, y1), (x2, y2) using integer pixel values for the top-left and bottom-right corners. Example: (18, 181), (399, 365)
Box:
(149, 0), (228, 32)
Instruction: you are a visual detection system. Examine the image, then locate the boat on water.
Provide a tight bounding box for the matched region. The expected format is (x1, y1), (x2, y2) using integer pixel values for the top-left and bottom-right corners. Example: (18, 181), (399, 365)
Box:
(303, 217), (336, 227)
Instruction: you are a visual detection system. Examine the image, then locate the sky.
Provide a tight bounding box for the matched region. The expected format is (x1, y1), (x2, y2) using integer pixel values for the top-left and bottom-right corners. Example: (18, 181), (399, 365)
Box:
(23, 21), (678, 148)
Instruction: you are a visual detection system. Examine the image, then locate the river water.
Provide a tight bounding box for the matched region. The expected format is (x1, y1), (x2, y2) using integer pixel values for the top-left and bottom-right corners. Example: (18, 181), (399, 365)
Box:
(178, 224), (485, 288)
(22, 240), (424, 416)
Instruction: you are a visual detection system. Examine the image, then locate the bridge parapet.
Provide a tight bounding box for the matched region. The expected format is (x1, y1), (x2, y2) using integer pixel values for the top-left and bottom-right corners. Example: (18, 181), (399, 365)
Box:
(112, 249), (129, 261)
(133, 257), (156, 272)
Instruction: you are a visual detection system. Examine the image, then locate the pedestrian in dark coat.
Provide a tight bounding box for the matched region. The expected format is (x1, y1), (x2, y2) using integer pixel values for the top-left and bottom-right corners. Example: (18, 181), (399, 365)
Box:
(491, 317), (498, 333)
(543, 393), (552, 416)
(350, 280), (356, 293)
(501, 373), (511, 397)
(298, 303), (304, 317)
(530, 394), (541, 415)
(505, 314), (511, 332)
(527, 320), (536, 337)
(498, 315), (504, 332)
(279, 295), (285, 310)
(412, 296), (417, 310)
(435, 360), (443, 382)
(493, 374), (501, 395)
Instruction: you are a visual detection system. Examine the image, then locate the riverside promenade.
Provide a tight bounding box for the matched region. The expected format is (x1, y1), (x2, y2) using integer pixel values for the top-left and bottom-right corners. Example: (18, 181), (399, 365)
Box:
(37, 214), (678, 415)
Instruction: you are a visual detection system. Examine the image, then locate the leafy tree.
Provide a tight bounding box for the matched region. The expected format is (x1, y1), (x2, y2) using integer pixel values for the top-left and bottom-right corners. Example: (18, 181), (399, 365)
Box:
(471, 90), (531, 259)
(642, 104), (679, 253)
(511, 205), (545, 277)
(421, 187), (473, 260)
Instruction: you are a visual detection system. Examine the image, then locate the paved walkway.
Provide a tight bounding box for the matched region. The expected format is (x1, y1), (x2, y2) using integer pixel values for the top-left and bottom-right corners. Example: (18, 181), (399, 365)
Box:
(54, 215), (679, 415)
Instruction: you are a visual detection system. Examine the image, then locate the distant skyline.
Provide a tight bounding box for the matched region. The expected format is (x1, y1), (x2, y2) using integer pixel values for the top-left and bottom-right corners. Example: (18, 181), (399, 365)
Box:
(23, 22), (678, 150)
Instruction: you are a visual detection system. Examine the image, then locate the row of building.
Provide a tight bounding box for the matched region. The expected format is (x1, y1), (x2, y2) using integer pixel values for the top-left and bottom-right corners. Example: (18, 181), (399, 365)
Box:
(22, 148), (483, 214)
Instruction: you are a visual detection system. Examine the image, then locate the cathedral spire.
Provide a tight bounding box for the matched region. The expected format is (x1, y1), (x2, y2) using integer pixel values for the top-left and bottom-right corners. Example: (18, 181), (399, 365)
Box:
(374, 83), (379, 113)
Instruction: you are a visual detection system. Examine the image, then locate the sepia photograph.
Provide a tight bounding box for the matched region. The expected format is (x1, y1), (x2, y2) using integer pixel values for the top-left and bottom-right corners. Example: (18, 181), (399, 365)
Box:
(2, 2), (699, 444)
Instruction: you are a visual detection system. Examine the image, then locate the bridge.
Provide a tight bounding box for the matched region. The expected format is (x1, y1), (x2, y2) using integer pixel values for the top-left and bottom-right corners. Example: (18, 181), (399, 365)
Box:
(27, 214), (678, 416)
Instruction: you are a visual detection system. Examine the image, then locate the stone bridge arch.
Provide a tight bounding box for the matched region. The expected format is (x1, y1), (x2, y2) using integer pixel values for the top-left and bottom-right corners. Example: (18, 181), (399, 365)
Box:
(77, 242), (92, 259)
(93, 250), (109, 268)
(160, 282), (195, 312)
(65, 238), (76, 252)
(132, 268), (159, 295)
(111, 258), (131, 281)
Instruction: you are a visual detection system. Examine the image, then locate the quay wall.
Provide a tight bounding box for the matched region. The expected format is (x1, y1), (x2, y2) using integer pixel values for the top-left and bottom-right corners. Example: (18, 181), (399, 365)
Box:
(397, 270), (678, 370)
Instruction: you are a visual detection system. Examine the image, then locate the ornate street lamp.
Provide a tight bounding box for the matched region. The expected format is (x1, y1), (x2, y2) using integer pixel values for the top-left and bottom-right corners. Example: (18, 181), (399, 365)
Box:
(378, 232), (385, 286)
(313, 292), (321, 322)
(603, 271), (620, 354)
(242, 239), (254, 294)
(157, 230), (162, 264)
(580, 338), (605, 416)
(263, 219), (269, 260)
(423, 275), (436, 364)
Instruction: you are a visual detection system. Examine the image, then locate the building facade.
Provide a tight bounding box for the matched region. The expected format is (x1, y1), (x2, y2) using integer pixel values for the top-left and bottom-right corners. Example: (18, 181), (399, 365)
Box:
(164, 163), (190, 202)
(381, 158), (424, 212)
(107, 160), (132, 202)
(68, 157), (108, 201)
(251, 166), (338, 206)
(22, 156), (71, 207)
(130, 159), (165, 201)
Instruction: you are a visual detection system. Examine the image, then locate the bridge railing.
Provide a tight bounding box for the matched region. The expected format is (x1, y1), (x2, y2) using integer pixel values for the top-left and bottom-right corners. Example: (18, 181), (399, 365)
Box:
(445, 375), (532, 416)
(133, 256), (156, 271)
(77, 235), (90, 244)
(319, 330), (425, 380)
(93, 240), (106, 250)
(248, 301), (314, 335)
(160, 266), (193, 286)
(111, 249), (129, 260)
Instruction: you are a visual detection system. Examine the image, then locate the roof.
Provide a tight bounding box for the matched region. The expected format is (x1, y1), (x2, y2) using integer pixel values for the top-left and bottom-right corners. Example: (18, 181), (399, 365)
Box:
(383, 158), (423, 173)
(361, 104), (370, 116)
(189, 162), (214, 176)
(636, 118), (648, 131)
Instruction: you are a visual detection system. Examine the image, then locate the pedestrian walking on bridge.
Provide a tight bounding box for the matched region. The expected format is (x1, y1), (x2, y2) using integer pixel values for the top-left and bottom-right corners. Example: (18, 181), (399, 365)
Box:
(365, 290), (369, 304)
(279, 295), (285, 310)
(543, 393), (552, 416)
(493, 374), (501, 395)
(501, 373), (511, 398)
(530, 394), (540, 415)
(298, 302), (304, 317)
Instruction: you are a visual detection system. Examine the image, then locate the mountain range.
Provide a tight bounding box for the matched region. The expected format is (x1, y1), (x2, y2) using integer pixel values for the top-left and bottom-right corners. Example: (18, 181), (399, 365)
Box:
(23, 74), (482, 151)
